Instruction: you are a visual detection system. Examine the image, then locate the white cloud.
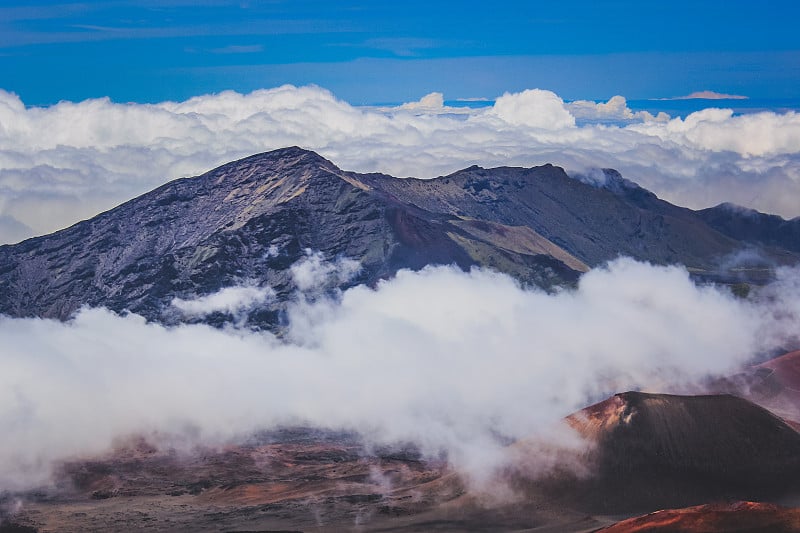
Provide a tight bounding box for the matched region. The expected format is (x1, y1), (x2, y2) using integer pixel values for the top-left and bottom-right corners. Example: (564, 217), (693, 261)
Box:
(290, 249), (361, 292)
(567, 95), (670, 123)
(374, 92), (474, 116)
(1, 85), (800, 244)
(171, 285), (273, 318)
(491, 89), (576, 129)
(1, 257), (798, 491)
(631, 108), (800, 157)
(397, 91), (445, 111)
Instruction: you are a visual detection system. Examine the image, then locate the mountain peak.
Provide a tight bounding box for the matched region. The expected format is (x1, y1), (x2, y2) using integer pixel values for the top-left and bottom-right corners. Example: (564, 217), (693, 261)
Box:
(199, 147), (338, 185)
(251, 145), (328, 161)
(714, 202), (761, 218)
(259, 145), (334, 166)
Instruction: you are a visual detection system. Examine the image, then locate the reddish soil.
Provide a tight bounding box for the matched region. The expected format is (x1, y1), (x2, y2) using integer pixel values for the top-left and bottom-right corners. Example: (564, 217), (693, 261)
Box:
(712, 350), (800, 427)
(6, 385), (800, 531)
(757, 350), (800, 392)
(598, 500), (800, 532)
(0, 429), (608, 532)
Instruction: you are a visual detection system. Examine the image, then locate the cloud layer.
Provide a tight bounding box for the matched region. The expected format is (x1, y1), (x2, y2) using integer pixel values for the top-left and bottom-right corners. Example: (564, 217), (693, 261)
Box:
(1, 257), (798, 491)
(1, 85), (800, 244)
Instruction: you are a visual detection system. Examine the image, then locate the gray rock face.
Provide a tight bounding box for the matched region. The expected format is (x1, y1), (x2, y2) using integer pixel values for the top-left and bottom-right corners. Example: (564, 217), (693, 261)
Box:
(697, 203), (800, 254)
(0, 147), (796, 328)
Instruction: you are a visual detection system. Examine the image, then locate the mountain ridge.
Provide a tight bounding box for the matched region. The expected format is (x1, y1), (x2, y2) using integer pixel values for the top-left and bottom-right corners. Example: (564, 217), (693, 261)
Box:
(0, 147), (797, 328)
(698, 202), (800, 253)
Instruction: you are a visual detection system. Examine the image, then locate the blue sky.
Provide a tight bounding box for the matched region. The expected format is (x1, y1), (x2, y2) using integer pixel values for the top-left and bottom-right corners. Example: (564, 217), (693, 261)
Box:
(1, 0), (799, 105)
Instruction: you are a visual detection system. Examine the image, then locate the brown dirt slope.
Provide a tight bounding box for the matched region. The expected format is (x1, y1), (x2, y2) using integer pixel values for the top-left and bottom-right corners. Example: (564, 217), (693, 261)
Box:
(597, 501), (800, 533)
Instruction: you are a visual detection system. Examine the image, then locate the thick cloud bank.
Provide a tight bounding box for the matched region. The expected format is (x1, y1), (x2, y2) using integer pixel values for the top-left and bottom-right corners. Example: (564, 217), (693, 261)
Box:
(1, 85), (800, 243)
(1, 257), (798, 491)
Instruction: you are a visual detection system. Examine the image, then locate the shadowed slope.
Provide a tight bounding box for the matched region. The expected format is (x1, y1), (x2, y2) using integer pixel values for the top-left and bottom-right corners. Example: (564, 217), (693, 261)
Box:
(561, 392), (800, 513)
(698, 203), (800, 254)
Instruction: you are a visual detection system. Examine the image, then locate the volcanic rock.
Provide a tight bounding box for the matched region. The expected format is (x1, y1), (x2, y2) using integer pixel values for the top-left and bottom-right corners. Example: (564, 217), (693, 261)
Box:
(698, 202), (800, 254)
(0, 147), (796, 329)
(560, 392), (800, 513)
(598, 501), (800, 533)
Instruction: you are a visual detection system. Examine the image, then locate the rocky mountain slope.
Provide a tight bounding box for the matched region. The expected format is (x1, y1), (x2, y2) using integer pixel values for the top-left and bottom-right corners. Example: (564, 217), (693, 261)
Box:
(698, 202), (800, 254)
(0, 147), (796, 328)
(561, 391), (800, 512)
